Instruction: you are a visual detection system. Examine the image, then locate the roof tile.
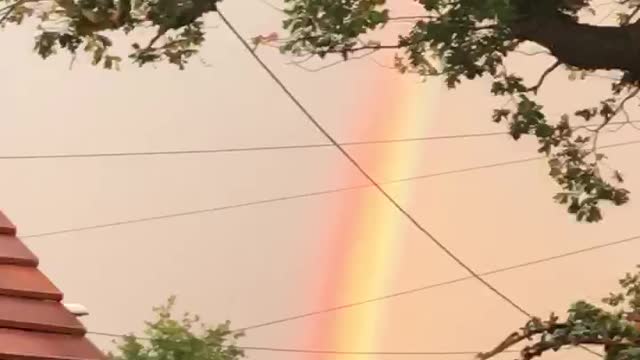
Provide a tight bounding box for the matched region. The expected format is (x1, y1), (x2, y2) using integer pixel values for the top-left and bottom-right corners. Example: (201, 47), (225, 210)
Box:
(0, 210), (105, 359)
(0, 211), (16, 236)
(0, 295), (86, 335)
(0, 235), (38, 266)
(0, 328), (105, 360)
(0, 264), (62, 301)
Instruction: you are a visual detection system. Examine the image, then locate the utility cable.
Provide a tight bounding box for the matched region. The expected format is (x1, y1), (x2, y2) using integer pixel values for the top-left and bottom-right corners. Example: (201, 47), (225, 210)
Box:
(87, 330), (519, 355)
(217, 10), (602, 357)
(0, 125), (638, 160)
(0, 132), (506, 160)
(21, 138), (640, 240)
(84, 230), (640, 355)
(238, 233), (640, 332)
(219, 7), (565, 318)
(0, 133), (545, 160)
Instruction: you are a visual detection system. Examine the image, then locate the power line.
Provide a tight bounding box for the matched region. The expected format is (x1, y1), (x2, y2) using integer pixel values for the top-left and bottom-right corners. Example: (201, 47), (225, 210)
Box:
(237, 233), (640, 332)
(217, 10), (603, 357)
(87, 330), (519, 355)
(240, 347), (520, 355)
(20, 138), (640, 240)
(0, 132), (505, 160)
(0, 143), (332, 160)
(219, 3), (530, 322)
(255, 0), (283, 13)
(0, 124), (638, 160)
(86, 232), (640, 355)
(20, 186), (368, 239)
(0, 133), (526, 160)
(58, 11), (626, 358)
(239, 347), (515, 355)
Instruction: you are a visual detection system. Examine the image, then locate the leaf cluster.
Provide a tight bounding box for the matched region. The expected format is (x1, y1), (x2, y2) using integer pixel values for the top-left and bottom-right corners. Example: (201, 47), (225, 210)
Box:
(110, 296), (245, 360)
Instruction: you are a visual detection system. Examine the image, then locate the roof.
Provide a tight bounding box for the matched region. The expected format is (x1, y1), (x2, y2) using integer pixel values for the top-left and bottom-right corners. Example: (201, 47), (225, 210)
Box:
(0, 211), (105, 360)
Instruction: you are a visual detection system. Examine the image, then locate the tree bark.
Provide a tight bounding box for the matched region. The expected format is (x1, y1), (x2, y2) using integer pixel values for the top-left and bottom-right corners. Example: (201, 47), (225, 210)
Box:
(511, 13), (640, 77)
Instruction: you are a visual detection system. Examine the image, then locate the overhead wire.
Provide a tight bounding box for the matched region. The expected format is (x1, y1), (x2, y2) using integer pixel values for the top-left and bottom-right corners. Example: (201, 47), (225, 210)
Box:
(37, 6), (626, 358)
(0, 132), (511, 160)
(216, 9), (603, 357)
(86, 232), (640, 355)
(0, 124), (639, 160)
(9, 7), (629, 357)
(237, 233), (640, 332)
(237, 347), (519, 355)
(87, 330), (519, 355)
(3, 2), (627, 357)
(19, 137), (640, 240)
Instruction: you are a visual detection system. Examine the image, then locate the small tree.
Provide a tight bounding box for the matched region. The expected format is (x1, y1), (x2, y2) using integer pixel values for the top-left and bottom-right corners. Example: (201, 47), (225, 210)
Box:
(110, 296), (245, 360)
(480, 266), (640, 360)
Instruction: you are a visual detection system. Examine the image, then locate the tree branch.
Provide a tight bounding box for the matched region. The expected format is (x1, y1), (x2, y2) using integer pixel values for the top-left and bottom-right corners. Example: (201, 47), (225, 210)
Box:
(0, 1), (20, 23)
(478, 321), (568, 360)
(510, 13), (640, 77)
(288, 49), (380, 72)
(595, 86), (640, 133)
(528, 60), (561, 94)
(477, 332), (527, 360)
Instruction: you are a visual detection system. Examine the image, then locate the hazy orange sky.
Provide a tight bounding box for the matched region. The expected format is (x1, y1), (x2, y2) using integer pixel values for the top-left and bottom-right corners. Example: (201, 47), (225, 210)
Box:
(1, 1), (640, 359)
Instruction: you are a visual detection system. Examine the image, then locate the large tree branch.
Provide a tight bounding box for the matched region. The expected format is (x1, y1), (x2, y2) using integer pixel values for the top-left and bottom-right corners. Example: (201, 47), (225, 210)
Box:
(511, 13), (640, 77)
(297, 12), (640, 78)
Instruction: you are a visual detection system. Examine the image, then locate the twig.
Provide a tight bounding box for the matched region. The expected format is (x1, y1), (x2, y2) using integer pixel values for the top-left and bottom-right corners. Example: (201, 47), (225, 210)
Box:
(623, 4), (640, 25)
(368, 56), (395, 69)
(595, 86), (640, 132)
(588, 86), (640, 170)
(478, 323), (568, 360)
(0, 0), (24, 24)
(0, 5), (16, 23)
(145, 30), (164, 49)
(68, 53), (76, 70)
(528, 60), (561, 94)
(255, 0), (283, 13)
(477, 332), (526, 360)
(288, 49), (379, 72)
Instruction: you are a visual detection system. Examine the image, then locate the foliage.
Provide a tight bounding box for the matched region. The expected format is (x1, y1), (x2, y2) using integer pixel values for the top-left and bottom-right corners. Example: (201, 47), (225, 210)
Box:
(109, 296), (245, 360)
(0, 0), (218, 69)
(2, 0), (640, 221)
(479, 266), (640, 360)
(276, 0), (640, 222)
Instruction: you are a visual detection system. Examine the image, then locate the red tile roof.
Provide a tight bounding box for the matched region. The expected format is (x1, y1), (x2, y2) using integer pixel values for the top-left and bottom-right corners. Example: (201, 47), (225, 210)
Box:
(0, 212), (16, 236)
(0, 211), (105, 360)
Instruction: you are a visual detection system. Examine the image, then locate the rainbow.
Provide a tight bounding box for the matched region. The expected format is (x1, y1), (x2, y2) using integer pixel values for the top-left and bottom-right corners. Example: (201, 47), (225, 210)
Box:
(298, 60), (441, 355)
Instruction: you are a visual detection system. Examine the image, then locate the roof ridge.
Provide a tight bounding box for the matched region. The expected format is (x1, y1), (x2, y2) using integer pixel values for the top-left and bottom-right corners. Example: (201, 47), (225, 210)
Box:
(0, 210), (106, 360)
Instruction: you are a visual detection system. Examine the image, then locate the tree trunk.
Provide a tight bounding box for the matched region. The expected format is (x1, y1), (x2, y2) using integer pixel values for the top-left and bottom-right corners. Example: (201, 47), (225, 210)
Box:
(511, 13), (640, 76)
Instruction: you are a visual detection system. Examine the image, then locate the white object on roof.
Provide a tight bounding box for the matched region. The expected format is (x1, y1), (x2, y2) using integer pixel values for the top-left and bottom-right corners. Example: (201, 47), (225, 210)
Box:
(63, 303), (89, 317)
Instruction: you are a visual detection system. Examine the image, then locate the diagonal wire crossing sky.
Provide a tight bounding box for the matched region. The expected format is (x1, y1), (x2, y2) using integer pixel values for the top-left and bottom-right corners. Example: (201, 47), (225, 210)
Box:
(217, 8), (600, 356)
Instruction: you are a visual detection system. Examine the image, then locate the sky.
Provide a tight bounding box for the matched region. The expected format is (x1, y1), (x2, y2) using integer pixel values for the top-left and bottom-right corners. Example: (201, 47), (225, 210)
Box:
(1, 1), (640, 359)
